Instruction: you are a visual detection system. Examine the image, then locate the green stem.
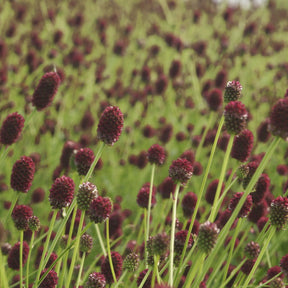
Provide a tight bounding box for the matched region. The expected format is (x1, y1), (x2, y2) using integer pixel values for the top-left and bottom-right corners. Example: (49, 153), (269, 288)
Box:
(75, 252), (86, 288)
(222, 218), (243, 283)
(20, 230), (24, 288)
(196, 137), (281, 286)
(195, 111), (214, 160)
(152, 255), (159, 288)
(209, 134), (234, 222)
(83, 141), (105, 182)
(0, 249), (9, 288)
(106, 218), (117, 283)
(4, 192), (19, 225)
(34, 210), (58, 286)
(26, 231), (35, 288)
(178, 116), (225, 271)
(169, 183), (180, 286)
(58, 205), (78, 288)
(144, 208), (148, 268)
(242, 226), (276, 288)
(138, 268), (152, 288)
(66, 209), (86, 287)
(95, 223), (107, 256)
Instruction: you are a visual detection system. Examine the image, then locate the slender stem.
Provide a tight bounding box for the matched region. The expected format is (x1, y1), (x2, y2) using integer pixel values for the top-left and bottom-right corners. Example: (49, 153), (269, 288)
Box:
(242, 226), (276, 288)
(5, 192), (19, 225)
(209, 134), (234, 222)
(195, 112), (214, 159)
(34, 210), (58, 286)
(20, 230), (24, 288)
(178, 116), (225, 270)
(75, 252), (86, 288)
(169, 183), (180, 286)
(147, 163), (155, 243)
(114, 270), (128, 288)
(138, 268), (152, 288)
(106, 218), (117, 283)
(196, 137), (281, 285)
(26, 231), (35, 288)
(95, 223), (107, 256)
(66, 210), (86, 287)
(222, 218), (243, 283)
(144, 208), (148, 268)
(0, 249), (9, 288)
(0, 146), (8, 165)
(152, 255), (159, 288)
(83, 141), (105, 182)
(58, 204), (78, 288)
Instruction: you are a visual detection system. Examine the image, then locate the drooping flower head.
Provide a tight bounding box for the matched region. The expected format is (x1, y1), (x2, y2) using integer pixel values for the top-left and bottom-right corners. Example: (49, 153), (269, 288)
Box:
(32, 72), (61, 111)
(269, 97), (288, 140)
(89, 196), (112, 223)
(49, 175), (75, 209)
(147, 144), (166, 166)
(169, 158), (193, 185)
(97, 106), (124, 146)
(12, 205), (33, 230)
(224, 81), (242, 103)
(0, 112), (25, 146)
(10, 156), (35, 193)
(224, 101), (248, 135)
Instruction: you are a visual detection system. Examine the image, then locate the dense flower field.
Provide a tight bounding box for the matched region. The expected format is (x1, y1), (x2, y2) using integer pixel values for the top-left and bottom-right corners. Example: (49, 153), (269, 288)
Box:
(1, 0), (288, 287)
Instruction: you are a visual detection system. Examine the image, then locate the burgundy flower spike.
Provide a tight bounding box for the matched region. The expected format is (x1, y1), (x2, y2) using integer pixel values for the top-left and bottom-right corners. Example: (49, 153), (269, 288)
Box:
(97, 106), (124, 146)
(32, 71), (61, 111)
(10, 156), (35, 193)
(0, 112), (25, 146)
(169, 158), (193, 185)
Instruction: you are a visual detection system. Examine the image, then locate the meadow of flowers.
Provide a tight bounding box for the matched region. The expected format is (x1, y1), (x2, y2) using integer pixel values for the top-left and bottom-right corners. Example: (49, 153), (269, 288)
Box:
(1, 0), (288, 287)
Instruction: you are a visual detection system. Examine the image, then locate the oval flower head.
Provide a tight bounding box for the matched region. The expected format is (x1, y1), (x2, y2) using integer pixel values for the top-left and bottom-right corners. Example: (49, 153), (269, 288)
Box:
(169, 158), (193, 186)
(97, 106), (124, 146)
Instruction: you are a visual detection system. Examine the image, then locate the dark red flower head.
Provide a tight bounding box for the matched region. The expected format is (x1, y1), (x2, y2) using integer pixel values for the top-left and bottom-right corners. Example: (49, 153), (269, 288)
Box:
(10, 156), (35, 193)
(267, 266), (284, 280)
(169, 60), (182, 79)
(250, 173), (270, 204)
(147, 144), (166, 166)
(269, 97), (288, 140)
(231, 129), (254, 162)
(49, 175), (75, 209)
(12, 204), (33, 230)
(74, 147), (95, 175)
(270, 196), (288, 230)
(59, 140), (80, 169)
(124, 252), (140, 272)
(205, 179), (224, 205)
(169, 158), (193, 185)
(97, 106), (124, 146)
(32, 72), (61, 111)
(157, 177), (176, 199)
(224, 101), (248, 135)
(206, 88), (223, 111)
(224, 81), (242, 103)
(85, 272), (106, 288)
(89, 196), (112, 223)
(0, 112), (25, 145)
(137, 269), (152, 288)
(229, 192), (253, 218)
(137, 183), (156, 209)
(174, 230), (193, 255)
(180, 150), (195, 164)
(39, 269), (58, 288)
(244, 241), (260, 259)
(182, 192), (198, 218)
(257, 119), (271, 143)
(8, 241), (29, 270)
(101, 251), (123, 284)
(280, 255), (288, 276)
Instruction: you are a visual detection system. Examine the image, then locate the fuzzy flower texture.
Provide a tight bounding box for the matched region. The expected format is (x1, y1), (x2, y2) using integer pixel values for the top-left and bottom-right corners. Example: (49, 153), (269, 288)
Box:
(97, 106), (124, 146)
(169, 158), (193, 185)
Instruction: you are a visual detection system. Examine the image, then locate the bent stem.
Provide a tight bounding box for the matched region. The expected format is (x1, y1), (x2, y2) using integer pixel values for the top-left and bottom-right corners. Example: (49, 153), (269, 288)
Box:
(169, 183), (180, 286)
(106, 218), (117, 283)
